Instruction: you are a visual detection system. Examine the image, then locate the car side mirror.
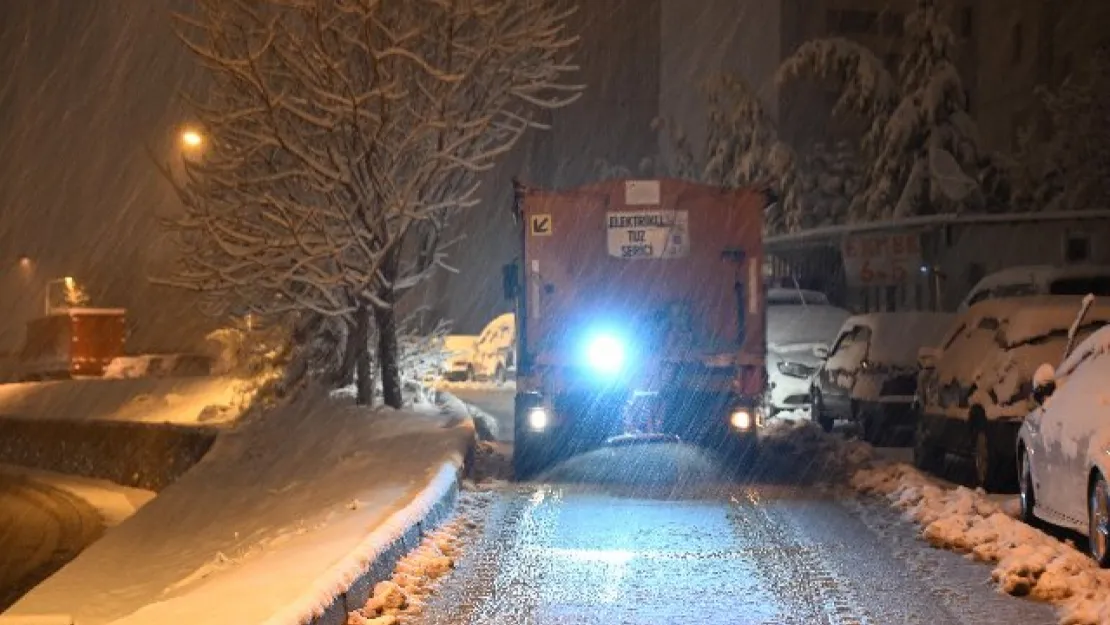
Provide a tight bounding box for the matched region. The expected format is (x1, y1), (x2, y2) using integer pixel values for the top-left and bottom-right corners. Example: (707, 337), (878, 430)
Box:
(1032, 363), (1057, 405)
(501, 263), (518, 301)
(813, 345), (829, 360)
(917, 346), (940, 370)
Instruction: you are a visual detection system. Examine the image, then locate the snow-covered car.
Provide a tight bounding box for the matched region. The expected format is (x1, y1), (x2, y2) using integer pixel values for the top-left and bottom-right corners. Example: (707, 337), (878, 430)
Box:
(439, 335), (479, 381)
(765, 294), (851, 417)
(1017, 322), (1110, 565)
(915, 296), (1110, 491)
(766, 287), (832, 306)
(810, 312), (953, 444)
(472, 312), (515, 384)
(959, 264), (1110, 311)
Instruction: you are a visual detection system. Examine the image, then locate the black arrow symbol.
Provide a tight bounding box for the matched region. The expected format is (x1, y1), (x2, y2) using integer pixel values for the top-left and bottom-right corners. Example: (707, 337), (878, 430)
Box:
(532, 216), (550, 234)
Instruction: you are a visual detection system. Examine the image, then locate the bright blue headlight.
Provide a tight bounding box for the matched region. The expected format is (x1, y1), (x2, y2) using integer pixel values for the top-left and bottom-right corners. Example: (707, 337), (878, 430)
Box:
(585, 333), (625, 374)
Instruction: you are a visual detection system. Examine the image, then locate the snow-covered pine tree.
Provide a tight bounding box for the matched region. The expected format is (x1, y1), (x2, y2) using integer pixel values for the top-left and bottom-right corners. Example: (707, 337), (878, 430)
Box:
(161, 0), (579, 407)
(778, 0), (987, 222)
(1026, 49), (1110, 212)
(656, 73), (797, 232)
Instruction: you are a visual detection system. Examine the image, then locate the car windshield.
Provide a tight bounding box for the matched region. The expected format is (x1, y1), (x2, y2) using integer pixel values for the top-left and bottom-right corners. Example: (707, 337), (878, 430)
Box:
(1049, 276), (1110, 297)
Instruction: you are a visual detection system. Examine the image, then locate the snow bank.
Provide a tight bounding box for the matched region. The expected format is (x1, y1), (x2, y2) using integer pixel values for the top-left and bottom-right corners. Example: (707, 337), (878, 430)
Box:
(0, 463), (155, 527)
(6, 392), (475, 625)
(854, 463), (1110, 624)
(348, 490), (493, 624)
(0, 376), (250, 426)
(436, 380), (516, 392)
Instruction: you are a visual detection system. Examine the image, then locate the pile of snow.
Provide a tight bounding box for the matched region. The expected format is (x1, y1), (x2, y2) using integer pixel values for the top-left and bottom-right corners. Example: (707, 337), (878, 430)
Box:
(757, 419), (874, 481)
(6, 391), (475, 625)
(467, 441), (512, 485)
(854, 463), (1110, 624)
(436, 379), (516, 392)
(0, 376), (251, 426)
(347, 490), (492, 624)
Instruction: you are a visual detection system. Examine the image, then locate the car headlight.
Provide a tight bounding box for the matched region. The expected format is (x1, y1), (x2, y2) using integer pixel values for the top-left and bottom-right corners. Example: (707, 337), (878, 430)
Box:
(777, 361), (817, 379)
(527, 407), (549, 432)
(730, 408), (753, 431)
(585, 333), (625, 375)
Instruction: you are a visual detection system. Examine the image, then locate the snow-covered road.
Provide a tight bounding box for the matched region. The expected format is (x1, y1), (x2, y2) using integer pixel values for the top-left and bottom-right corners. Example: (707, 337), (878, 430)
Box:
(414, 443), (1057, 625)
(0, 473), (103, 611)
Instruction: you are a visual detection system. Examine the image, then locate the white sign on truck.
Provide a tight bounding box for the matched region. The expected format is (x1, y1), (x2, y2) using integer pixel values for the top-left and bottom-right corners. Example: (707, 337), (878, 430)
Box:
(606, 210), (690, 259)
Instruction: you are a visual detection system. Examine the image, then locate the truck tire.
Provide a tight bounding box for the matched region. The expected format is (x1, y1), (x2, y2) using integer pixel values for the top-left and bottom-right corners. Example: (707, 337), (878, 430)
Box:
(512, 433), (548, 481)
(913, 418), (944, 473)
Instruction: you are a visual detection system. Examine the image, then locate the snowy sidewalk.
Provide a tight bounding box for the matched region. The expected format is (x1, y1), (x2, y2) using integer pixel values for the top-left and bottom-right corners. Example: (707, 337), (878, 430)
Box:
(4, 392), (475, 625)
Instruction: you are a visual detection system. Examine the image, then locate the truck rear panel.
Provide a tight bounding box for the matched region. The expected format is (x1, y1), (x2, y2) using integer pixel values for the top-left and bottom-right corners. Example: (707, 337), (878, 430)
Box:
(509, 178), (769, 476)
(516, 178), (765, 388)
(20, 309), (127, 379)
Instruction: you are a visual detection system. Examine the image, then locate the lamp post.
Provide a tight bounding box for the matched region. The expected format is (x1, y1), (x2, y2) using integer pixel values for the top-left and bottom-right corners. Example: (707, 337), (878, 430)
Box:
(44, 276), (77, 316)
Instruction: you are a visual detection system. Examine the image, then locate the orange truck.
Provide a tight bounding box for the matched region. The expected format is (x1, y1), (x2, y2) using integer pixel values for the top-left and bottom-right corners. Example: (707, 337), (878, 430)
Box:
(19, 308), (127, 380)
(503, 178), (772, 478)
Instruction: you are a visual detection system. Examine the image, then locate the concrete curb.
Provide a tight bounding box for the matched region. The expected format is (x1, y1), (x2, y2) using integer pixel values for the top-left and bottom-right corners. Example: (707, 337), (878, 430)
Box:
(306, 420), (476, 625)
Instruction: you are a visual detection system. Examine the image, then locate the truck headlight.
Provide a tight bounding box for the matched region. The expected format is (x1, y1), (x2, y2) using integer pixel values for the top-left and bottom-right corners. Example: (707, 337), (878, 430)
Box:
(585, 333), (625, 375)
(527, 407), (549, 432)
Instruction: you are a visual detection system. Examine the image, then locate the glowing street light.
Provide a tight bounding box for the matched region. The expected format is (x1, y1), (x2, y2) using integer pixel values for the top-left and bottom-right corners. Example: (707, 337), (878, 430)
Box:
(44, 276), (80, 315)
(180, 129), (204, 149)
(17, 256), (32, 271)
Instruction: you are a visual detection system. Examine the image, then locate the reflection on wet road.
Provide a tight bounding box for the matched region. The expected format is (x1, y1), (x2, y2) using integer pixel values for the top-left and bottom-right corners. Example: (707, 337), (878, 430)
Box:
(420, 444), (1056, 625)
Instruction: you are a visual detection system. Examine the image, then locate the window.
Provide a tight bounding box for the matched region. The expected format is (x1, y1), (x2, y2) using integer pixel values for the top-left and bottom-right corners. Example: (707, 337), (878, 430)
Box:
(1050, 276), (1110, 297)
(960, 6), (974, 38)
(977, 317), (1000, 332)
(1011, 22), (1024, 64)
(1065, 234), (1091, 264)
(829, 327), (858, 357)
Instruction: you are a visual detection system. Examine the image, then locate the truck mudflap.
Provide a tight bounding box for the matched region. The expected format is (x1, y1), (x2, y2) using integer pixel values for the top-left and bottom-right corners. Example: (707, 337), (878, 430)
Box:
(511, 387), (763, 480)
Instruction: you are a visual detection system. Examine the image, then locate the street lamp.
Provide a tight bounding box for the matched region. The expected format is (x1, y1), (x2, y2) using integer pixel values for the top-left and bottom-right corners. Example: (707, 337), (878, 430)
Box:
(180, 128), (204, 150)
(17, 256), (32, 270)
(44, 276), (78, 316)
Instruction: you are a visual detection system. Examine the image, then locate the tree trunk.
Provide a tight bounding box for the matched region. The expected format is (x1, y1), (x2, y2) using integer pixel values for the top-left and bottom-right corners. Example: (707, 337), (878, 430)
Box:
(374, 302), (402, 409)
(353, 305), (375, 406)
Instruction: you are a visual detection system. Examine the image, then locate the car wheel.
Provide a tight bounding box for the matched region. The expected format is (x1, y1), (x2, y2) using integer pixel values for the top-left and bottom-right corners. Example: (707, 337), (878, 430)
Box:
(495, 364), (506, 385)
(1018, 447), (1037, 524)
(810, 390), (833, 433)
(465, 365), (475, 382)
(1090, 473), (1110, 567)
(913, 417), (944, 473)
(973, 425), (1012, 492)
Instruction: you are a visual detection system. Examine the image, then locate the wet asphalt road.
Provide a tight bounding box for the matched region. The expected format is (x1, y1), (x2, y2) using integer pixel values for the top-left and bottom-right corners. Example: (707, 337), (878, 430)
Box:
(0, 473), (103, 610)
(419, 443), (1057, 625)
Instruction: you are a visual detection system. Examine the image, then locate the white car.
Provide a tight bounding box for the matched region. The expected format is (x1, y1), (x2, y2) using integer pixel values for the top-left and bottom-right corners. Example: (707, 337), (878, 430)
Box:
(472, 312), (516, 384)
(916, 295), (1110, 491)
(1018, 322), (1110, 566)
(765, 288), (851, 417)
(959, 264), (1110, 311)
(439, 335), (479, 381)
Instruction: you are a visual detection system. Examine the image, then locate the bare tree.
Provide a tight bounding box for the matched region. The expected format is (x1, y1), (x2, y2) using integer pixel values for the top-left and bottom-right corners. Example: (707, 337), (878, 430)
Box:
(161, 0), (580, 406)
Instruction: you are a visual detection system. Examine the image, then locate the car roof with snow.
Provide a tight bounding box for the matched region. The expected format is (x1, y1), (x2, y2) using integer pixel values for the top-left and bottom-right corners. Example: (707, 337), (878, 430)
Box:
(839, 312), (955, 366)
(960, 264), (1110, 309)
(951, 295), (1110, 348)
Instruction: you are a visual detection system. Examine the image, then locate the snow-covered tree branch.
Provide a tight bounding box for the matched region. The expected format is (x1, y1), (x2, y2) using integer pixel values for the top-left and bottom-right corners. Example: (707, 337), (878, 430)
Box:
(160, 0), (580, 406)
(777, 0), (992, 222)
(1020, 49), (1110, 212)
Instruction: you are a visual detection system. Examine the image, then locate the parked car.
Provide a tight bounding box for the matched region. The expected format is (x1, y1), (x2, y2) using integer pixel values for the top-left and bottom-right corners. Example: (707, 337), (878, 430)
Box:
(766, 291), (851, 417)
(959, 264), (1110, 311)
(439, 335), (479, 381)
(810, 312), (953, 444)
(472, 313), (515, 384)
(915, 295), (1110, 491)
(1017, 321), (1110, 565)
